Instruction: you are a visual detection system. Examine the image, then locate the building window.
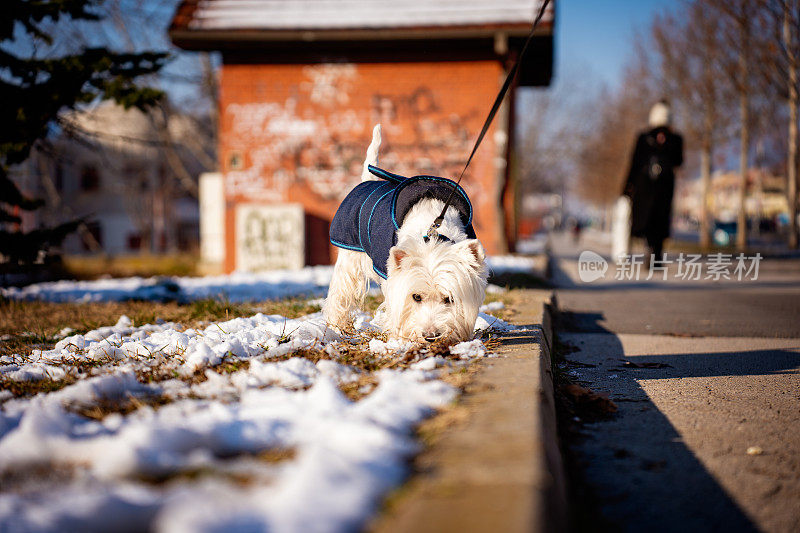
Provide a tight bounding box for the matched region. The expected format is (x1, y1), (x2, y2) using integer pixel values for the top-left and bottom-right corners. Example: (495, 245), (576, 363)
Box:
(177, 222), (199, 252)
(80, 166), (100, 191)
(124, 163), (147, 191)
(127, 233), (142, 250)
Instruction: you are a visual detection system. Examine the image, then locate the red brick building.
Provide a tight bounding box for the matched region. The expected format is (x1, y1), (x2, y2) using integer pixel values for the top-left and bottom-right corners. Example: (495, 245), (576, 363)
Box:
(171, 0), (554, 272)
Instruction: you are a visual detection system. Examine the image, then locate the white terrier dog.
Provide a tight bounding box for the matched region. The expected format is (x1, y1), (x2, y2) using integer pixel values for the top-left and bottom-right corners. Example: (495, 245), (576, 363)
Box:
(323, 124), (488, 343)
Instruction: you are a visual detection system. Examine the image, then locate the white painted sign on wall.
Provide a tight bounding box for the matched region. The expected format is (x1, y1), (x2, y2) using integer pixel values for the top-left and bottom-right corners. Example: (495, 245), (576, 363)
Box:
(235, 203), (305, 272)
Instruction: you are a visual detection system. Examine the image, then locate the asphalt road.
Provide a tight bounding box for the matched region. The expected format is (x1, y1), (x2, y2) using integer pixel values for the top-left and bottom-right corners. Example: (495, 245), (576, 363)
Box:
(551, 232), (800, 532)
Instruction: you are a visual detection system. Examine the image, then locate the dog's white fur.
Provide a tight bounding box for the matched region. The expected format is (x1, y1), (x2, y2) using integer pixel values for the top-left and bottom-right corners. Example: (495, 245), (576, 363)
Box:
(323, 124), (488, 343)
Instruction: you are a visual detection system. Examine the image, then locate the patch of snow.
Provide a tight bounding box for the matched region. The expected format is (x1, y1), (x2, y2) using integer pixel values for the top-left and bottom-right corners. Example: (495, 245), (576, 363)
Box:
(1, 267), (334, 303)
(486, 284), (507, 294)
(474, 312), (517, 333)
(479, 301), (505, 312)
(485, 255), (539, 276)
(0, 303), (514, 531)
(367, 338), (413, 356)
(56, 327), (75, 339)
(515, 233), (549, 255)
(0, 362), (67, 382)
(410, 356), (447, 371)
(449, 339), (488, 359)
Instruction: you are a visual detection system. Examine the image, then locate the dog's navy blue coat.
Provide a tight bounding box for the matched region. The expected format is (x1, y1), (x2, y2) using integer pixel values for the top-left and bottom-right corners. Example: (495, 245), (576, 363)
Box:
(330, 165), (476, 279)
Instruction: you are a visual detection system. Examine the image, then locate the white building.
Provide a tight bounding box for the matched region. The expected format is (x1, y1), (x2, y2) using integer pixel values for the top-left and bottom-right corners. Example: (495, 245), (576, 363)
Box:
(11, 101), (212, 256)
(674, 169), (789, 225)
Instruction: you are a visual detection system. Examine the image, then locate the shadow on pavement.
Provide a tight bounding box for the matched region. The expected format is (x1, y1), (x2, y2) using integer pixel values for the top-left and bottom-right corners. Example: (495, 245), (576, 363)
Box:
(487, 271), (551, 290)
(495, 329), (541, 347)
(555, 313), (760, 532)
(616, 348), (800, 378)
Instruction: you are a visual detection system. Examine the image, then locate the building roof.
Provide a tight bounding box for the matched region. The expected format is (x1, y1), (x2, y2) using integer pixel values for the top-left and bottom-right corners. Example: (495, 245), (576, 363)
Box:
(171, 0), (553, 43)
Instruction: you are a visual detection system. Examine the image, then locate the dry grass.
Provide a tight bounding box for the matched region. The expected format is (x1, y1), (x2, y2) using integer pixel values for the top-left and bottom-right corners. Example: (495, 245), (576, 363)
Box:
(256, 447), (297, 463)
(438, 362), (481, 390)
(0, 296), (321, 398)
(1, 288), (512, 502)
(480, 292), (513, 321)
(137, 468), (259, 487)
(249, 298), (324, 319)
(0, 375), (77, 397)
(67, 393), (172, 421)
(0, 297), (324, 358)
(0, 463), (77, 493)
(135, 363), (184, 385)
(2, 292), (501, 408)
(63, 253), (198, 279)
(339, 375), (379, 401)
(135, 447), (297, 486)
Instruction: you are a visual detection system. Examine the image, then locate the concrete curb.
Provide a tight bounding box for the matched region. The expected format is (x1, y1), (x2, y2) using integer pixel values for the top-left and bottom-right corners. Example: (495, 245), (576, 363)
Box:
(372, 290), (567, 532)
(538, 294), (568, 533)
(515, 290), (567, 533)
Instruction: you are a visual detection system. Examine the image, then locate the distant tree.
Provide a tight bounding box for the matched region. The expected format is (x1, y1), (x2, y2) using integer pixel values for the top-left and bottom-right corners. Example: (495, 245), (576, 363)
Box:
(516, 69), (597, 199)
(754, 0), (800, 248)
(652, 2), (732, 250)
(0, 0), (166, 264)
(704, 0), (764, 251)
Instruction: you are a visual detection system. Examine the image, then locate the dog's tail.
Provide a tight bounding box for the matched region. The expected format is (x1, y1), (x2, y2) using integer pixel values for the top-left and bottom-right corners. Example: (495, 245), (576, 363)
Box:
(361, 124), (381, 182)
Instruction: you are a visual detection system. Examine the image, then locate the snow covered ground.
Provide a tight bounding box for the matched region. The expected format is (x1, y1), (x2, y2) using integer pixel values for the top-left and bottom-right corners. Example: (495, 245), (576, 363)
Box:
(0, 267), (335, 304)
(0, 255), (541, 303)
(0, 302), (518, 532)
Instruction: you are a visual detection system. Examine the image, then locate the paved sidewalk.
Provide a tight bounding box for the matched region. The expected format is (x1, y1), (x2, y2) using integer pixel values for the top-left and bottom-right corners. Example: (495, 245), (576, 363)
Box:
(561, 332), (800, 532)
(373, 289), (565, 533)
(551, 231), (800, 532)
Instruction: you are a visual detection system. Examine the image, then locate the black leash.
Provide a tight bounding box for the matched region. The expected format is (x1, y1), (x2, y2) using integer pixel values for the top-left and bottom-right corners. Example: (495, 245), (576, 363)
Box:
(426, 0), (552, 241)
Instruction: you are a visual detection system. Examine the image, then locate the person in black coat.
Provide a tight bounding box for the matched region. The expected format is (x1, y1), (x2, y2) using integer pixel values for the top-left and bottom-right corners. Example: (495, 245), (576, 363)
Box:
(622, 100), (684, 262)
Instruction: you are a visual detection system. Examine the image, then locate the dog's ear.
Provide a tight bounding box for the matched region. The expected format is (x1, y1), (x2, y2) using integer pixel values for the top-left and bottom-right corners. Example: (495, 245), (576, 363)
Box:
(454, 239), (486, 270)
(388, 246), (409, 275)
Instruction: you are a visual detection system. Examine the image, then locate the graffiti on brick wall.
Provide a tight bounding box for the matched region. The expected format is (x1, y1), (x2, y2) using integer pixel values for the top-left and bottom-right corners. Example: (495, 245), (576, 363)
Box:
(223, 64), (479, 201)
(301, 64), (357, 107)
(369, 87), (476, 177)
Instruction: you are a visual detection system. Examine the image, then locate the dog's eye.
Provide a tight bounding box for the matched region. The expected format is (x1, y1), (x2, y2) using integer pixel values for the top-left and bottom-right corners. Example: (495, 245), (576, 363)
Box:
(412, 293), (422, 302)
(443, 296), (452, 305)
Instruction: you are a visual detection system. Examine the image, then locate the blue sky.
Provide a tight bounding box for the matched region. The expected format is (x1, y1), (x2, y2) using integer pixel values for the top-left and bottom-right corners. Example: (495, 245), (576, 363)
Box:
(554, 0), (674, 88)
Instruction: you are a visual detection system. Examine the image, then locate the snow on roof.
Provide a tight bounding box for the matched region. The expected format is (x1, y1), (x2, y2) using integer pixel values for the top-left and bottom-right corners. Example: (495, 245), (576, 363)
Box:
(175, 0), (552, 32)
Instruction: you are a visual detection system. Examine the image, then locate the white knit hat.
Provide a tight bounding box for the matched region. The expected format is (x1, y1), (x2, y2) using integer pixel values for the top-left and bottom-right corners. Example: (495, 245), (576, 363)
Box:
(649, 100), (671, 127)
